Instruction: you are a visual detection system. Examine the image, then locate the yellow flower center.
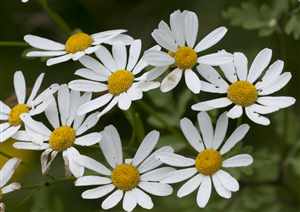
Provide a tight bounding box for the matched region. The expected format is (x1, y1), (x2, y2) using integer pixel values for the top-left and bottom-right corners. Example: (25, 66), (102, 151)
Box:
(8, 104), (29, 126)
(195, 149), (222, 176)
(227, 80), (257, 107)
(111, 164), (140, 191)
(49, 126), (76, 151)
(65, 32), (93, 53)
(107, 70), (134, 95)
(173, 46), (197, 69)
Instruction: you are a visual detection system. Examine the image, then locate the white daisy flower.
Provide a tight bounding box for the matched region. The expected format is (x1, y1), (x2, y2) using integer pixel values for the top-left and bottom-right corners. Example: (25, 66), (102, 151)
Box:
(157, 112), (253, 208)
(75, 125), (174, 211)
(69, 39), (160, 118)
(24, 30), (133, 66)
(143, 10), (232, 94)
(191, 48), (296, 125)
(13, 85), (101, 177)
(0, 158), (22, 210)
(0, 71), (58, 143)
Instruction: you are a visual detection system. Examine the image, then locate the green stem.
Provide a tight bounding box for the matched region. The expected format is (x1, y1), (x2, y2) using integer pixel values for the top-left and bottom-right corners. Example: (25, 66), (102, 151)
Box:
(0, 41), (28, 47)
(37, 0), (72, 35)
(20, 177), (75, 191)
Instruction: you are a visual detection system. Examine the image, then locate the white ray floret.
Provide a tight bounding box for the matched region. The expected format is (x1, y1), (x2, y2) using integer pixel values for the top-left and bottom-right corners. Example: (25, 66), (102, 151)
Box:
(0, 71), (58, 143)
(157, 112), (253, 208)
(75, 125), (175, 211)
(24, 30), (133, 66)
(191, 48), (296, 125)
(69, 39), (160, 118)
(13, 85), (101, 177)
(0, 158), (22, 210)
(143, 10), (232, 94)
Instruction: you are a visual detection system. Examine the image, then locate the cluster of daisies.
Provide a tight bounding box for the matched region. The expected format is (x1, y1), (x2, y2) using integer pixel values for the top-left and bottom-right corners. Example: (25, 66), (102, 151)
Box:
(0, 10), (296, 211)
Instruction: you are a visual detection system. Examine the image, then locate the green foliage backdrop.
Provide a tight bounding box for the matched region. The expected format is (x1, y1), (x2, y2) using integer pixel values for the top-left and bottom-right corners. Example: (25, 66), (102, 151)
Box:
(0, 0), (300, 211)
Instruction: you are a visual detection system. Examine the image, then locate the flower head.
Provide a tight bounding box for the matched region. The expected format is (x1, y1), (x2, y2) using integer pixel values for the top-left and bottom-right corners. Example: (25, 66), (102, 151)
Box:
(13, 85), (102, 177)
(68, 40), (160, 118)
(0, 71), (58, 143)
(157, 112), (253, 208)
(75, 125), (174, 211)
(191, 48), (296, 125)
(24, 30), (133, 66)
(143, 10), (232, 94)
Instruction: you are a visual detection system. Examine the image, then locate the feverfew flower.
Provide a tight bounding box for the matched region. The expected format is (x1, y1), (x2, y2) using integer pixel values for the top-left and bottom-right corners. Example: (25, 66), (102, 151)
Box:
(75, 125), (174, 211)
(24, 30), (133, 66)
(157, 112), (253, 208)
(0, 158), (22, 210)
(144, 10), (232, 94)
(191, 48), (296, 125)
(13, 85), (101, 177)
(69, 40), (160, 118)
(0, 71), (58, 143)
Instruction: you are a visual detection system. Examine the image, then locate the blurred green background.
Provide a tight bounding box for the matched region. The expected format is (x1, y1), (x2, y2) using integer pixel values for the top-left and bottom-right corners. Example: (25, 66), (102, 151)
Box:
(0, 0), (300, 211)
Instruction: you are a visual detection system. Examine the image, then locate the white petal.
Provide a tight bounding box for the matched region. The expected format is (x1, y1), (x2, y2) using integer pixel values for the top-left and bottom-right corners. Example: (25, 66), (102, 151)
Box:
(100, 125), (123, 168)
(14, 71), (26, 104)
(75, 133), (102, 146)
(191, 97), (232, 111)
(197, 112), (214, 148)
(222, 154), (253, 167)
(226, 105), (243, 119)
(75, 176), (111, 186)
(0, 123), (10, 133)
(215, 170), (239, 192)
(259, 72), (292, 95)
(247, 48), (272, 83)
(123, 190), (137, 212)
(136, 66), (167, 81)
(95, 45), (117, 71)
(196, 176), (212, 208)
(77, 93), (113, 116)
(198, 53), (233, 66)
(68, 80), (107, 93)
(132, 188), (153, 210)
(41, 149), (57, 175)
(0, 158), (21, 187)
(104, 34), (134, 45)
(46, 54), (72, 66)
(0, 114), (8, 121)
(113, 43), (127, 69)
(184, 11), (198, 47)
(57, 85), (70, 125)
(26, 73), (45, 105)
(212, 174), (231, 199)
(200, 80), (227, 94)
(177, 174), (203, 198)
(180, 118), (204, 152)
(127, 40), (142, 70)
(170, 10), (185, 46)
(140, 167), (175, 181)
(13, 142), (48, 150)
(220, 61), (237, 83)
(0, 126), (21, 143)
(74, 68), (107, 82)
(195, 27), (227, 52)
(118, 92), (132, 111)
(185, 70), (201, 94)
(32, 83), (59, 105)
(157, 152), (194, 167)
(257, 96), (296, 109)
(234, 52), (248, 81)
(1, 182), (21, 194)
(138, 146), (174, 173)
(102, 189), (123, 210)
(92, 29), (126, 41)
(144, 50), (174, 67)
(26, 51), (66, 57)
(76, 112), (100, 136)
(21, 114), (51, 137)
(45, 96), (59, 129)
(79, 55), (110, 76)
(197, 64), (229, 91)
(97, 97), (118, 118)
(220, 124), (250, 155)
(82, 184), (115, 199)
(152, 29), (177, 52)
(0, 101), (10, 114)
(256, 60), (284, 89)
(160, 68), (182, 92)
(161, 167), (197, 184)
(77, 155), (111, 175)
(127, 86), (143, 101)
(24, 35), (65, 50)
(65, 147), (84, 178)
(245, 106), (270, 126)
(132, 130), (159, 166)
(213, 112), (228, 150)
(139, 182), (173, 196)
